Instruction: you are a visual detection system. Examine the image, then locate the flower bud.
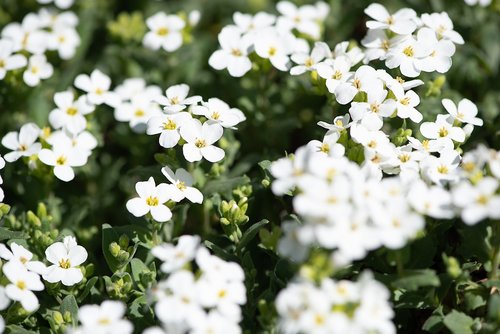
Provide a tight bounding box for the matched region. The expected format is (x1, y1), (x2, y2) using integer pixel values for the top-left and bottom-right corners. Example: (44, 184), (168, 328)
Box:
(109, 242), (121, 257)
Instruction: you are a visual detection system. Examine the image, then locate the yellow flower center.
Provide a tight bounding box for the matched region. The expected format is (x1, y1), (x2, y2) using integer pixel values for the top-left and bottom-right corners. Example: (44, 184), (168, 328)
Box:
(304, 57), (314, 68)
(157, 27), (169, 36)
(353, 79), (361, 89)
(20, 256), (28, 264)
(211, 111), (220, 120)
(399, 154), (411, 163)
(66, 107), (78, 116)
(476, 195), (489, 205)
(146, 196), (159, 206)
(386, 16), (394, 25)
(217, 289), (227, 298)
(403, 46), (414, 57)
(382, 39), (390, 51)
(437, 165), (449, 174)
(134, 109), (145, 117)
(368, 140), (377, 148)
(16, 280), (26, 290)
(56, 156), (67, 166)
(396, 76), (405, 84)
(463, 162), (475, 172)
(319, 143), (329, 154)
(400, 97), (410, 106)
(195, 139), (207, 148)
(95, 88), (104, 95)
(170, 96), (180, 105)
(19, 144), (28, 152)
(231, 48), (242, 57)
(0, 60), (5, 68)
(176, 181), (186, 191)
(268, 47), (277, 56)
(333, 70), (343, 80)
(438, 127), (449, 138)
(314, 314), (325, 325)
(162, 119), (177, 130)
(31, 66), (39, 74)
(59, 258), (71, 269)
(58, 35), (66, 43)
(370, 103), (380, 113)
(98, 318), (110, 325)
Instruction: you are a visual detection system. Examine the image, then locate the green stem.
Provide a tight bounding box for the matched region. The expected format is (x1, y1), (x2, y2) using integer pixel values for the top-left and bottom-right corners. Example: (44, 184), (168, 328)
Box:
(396, 251), (404, 277)
(489, 222), (500, 280)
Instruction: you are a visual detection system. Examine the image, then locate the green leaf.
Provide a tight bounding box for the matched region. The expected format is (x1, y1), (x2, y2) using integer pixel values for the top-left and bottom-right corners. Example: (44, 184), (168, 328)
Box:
(61, 295), (78, 326)
(422, 306), (445, 333)
(236, 219), (269, 254)
(6, 325), (38, 334)
(0, 227), (26, 241)
(203, 176), (250, 198)
(102, 224), (142, 273)
(77, 276), (98, 303)
(443, 310), (474, 334)
(391, 269), (440, 291)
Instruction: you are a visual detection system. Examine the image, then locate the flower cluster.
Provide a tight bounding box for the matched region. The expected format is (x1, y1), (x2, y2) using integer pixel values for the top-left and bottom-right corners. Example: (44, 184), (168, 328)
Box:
(126, 166), (203, 222)
(146, 235), (246, 334)
(269, 5), (500, 266)
(361, 3), (463, 77)
(464, 0), (492, 6)
(276, 272), (395, 334)
(1, 70), (108, 182)
(209, 1), (329, 77)
(112, 81), (244, 163)
(0, 6), (80, 86)
(143, 10), (200, 53)
(0, 236), (87, 313)
(69, 300), (133, 334)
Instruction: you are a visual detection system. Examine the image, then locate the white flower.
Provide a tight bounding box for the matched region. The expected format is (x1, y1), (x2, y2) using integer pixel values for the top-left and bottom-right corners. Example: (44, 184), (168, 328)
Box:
(209, 27), (253, 77)
(156, 84), (202, 113)
(385, 35), (431, 78)
(74, 69), (119, 107)
(152, 235), (200, 273)
(37, 0), (74, 9)
(254, 30), (291, 71)
(232, 11), (276, 35)
(46, 130), (97, 157)
(362, 29), (405, 62)
(276, 1), (322, 39)
(147, 112), (192, 148)
(0, 242), (46, 274)
(1, 122), (41, 162)
(408, 180), (454, 219)
(161, 166), (203, 204)
(0, 39), (27, 80)
(420, 114), (465, 148)
(332, 41), (365, 67)
(1, 15), (48, 54)
(191, 98), (246, 129)
(387, 81), (422, 123)
(153, 270), (205, 326)
(126, 177), (172, 222)
(143, 13), (185, 52)
(48, 26), (80, 60)
(114, 94), (162, 132)
(78, 300), (133, 334)
(38, 140), (87, 182)
(349, 88), (394, 131)
(416, 28), (456, 74)
(452, 177), (500, 225)
(421, 149), (461, 185)
(23, 55), (53, 87)
(114, 78), (162, 102)
(365, 3), (418, 35)
(442, 98), (483, 126)
(190, 311), (242, 334)
(421, 12), (464, 45)
(43, 236), (87, 286)
(464, 0), (492, 6)
(316, 56), (352, 93)
(2, 260), (44, 312)
(290, 42), (329, 75)
(180, 119), (225, 163)
(334, 65), (382, 105)
(49, 91), (94, 134)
